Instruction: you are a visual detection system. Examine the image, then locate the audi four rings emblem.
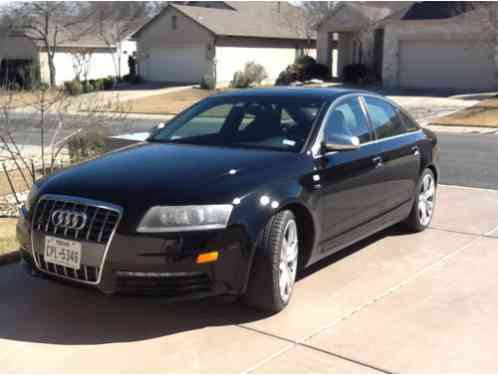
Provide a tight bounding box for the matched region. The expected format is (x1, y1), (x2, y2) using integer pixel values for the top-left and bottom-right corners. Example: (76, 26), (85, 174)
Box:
(51, 210), (88, 230)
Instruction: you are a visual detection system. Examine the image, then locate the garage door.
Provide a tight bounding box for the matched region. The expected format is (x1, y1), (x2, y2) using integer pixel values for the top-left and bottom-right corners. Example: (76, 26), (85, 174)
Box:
(399, 41), (496, 91)
(145, 47), (207, 83)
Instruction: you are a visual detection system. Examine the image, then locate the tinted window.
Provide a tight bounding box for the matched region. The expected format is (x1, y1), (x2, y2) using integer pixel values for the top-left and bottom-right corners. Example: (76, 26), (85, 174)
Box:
(324, 97), (372, 144)
(364, 97), (406, 139)
(151, 98), (323, 152)
(398, 109), (419, 132)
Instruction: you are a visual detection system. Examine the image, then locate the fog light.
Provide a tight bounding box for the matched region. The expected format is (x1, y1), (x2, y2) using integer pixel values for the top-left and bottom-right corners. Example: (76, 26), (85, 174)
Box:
(196, 251), (219, 264)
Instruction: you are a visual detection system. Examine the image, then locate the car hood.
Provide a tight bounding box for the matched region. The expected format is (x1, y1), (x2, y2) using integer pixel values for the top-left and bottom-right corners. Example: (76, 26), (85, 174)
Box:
(40, 142), (303, 222)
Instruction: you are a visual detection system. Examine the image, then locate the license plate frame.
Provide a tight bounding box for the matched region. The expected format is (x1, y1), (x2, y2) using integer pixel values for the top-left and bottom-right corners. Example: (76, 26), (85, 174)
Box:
(44, 236), (82, 270)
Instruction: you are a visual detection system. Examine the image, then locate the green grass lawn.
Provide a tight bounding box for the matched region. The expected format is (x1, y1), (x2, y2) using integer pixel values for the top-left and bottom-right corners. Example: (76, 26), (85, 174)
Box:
(0, 219), (18, 256)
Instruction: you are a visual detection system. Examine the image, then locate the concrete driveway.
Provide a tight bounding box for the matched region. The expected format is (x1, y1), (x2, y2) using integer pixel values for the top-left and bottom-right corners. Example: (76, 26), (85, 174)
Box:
(1, 185), (498, 373)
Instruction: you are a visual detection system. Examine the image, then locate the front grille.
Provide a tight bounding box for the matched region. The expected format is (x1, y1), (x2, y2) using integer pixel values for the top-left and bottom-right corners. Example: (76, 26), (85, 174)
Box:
(35, 253), (99, 282)
(33, 198), (120, 244)
(31, 195), (122, 285)
(116, 272), (212, 296)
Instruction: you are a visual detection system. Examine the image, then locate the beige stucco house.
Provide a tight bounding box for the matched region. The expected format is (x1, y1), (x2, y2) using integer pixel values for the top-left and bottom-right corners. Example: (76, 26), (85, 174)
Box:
(132, 2), (316, 86)
(317, 1), (497, 92)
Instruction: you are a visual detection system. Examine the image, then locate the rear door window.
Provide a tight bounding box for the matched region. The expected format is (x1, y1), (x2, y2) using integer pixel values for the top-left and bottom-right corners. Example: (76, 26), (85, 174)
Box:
(363, 97), (407, 139)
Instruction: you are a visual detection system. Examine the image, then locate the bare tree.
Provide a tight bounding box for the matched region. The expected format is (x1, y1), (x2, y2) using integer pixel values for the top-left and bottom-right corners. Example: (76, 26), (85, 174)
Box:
(90, 2), (148, 84)
(1, 2), (92, 87)
(301, 1), (339, 32)
(465, 3), (498, 79)
(0, 83), (131, 207)
(71, 48), (93, 82)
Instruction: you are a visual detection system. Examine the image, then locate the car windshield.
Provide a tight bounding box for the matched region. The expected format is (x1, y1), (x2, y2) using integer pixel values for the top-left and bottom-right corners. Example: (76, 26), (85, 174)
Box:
(149, 97), (324, 152)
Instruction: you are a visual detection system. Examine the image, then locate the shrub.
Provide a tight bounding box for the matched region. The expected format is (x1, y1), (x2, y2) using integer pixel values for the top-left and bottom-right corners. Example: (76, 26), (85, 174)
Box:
(33, 82), (49, 91)
(295, 55), (316, 69)
(275, 55), (330, 86)
(82, 80), (95, 94)
(243, 62), (268, 85)
(92, 79), (104, 91)
(231, 70), (248, 88)
(230, 62), (268, 88)
(68, 131), (106, 163)
(64, 80), (82, 96)
(200, 74), (215, 90)
(102, 77), (115, 90)
(133, 74), (143, 84)
(342, 64), (371, 84)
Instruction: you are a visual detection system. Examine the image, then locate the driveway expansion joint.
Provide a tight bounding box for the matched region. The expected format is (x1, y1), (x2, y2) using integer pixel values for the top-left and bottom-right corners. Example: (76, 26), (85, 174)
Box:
(237, 324), (391, 374)
(240, 230), (483, 374)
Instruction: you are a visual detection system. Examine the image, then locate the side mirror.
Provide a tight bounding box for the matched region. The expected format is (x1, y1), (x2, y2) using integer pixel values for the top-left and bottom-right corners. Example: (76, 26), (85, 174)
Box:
(324, 133), (360, 152)
(149, 122), (166, 136)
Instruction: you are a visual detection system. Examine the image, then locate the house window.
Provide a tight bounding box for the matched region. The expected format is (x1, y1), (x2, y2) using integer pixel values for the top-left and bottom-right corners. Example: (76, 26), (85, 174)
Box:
(172, 15), (177, 30)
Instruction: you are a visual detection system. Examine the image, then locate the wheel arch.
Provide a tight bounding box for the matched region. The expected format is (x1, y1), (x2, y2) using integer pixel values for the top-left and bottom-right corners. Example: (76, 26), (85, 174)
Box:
(280, 202), (317, 269)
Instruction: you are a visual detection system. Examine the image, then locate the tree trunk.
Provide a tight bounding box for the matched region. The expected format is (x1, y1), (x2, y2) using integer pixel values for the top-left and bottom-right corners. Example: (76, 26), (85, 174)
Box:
(48, 53), (56, 87)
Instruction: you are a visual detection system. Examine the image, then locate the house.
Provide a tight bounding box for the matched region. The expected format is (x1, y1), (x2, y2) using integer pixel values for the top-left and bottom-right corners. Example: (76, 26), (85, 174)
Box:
(0, 23), (137, 86)
(317, 1), (497, 91)
(132, 2), (316, 86)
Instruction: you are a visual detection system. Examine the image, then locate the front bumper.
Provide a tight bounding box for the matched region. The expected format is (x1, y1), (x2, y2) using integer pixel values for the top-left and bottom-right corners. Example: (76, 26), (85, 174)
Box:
(17, 206), (252, 299)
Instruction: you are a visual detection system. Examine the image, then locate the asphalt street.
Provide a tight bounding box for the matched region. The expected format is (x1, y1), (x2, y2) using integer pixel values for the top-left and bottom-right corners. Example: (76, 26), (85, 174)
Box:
(3, 113), (498, 190)
(437, 132), (498, 190)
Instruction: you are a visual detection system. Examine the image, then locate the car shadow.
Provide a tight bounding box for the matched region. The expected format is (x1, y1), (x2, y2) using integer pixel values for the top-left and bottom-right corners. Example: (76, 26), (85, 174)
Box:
(0, 227), (410, 346)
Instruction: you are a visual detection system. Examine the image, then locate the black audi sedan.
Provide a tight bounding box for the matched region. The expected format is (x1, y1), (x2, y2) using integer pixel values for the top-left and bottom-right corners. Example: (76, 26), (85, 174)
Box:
(17, 88), (439, 312)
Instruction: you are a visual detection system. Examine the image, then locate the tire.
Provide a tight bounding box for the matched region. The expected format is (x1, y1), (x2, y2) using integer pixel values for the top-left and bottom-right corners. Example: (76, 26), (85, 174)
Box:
(401, 168), (437, 232)
(242, 210), (299, 313)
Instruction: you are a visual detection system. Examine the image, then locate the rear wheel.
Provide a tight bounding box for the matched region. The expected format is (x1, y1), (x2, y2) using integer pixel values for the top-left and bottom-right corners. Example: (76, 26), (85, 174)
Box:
(242, 210), (299, 313)
(402, 168), (436, 232)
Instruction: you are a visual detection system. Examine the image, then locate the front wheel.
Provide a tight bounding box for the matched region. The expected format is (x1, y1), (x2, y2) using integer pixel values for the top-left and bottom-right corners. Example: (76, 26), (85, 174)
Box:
(242, 210), (299, 313)
(402, 168), (437, 232)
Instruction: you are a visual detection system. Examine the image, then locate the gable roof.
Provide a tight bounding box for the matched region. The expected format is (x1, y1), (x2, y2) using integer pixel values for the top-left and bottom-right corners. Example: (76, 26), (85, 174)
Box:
(318, 1), (412, 30)
(1, 17), (144, 49)
(387, 1), (477, 21)
(133, 1), (314, 41)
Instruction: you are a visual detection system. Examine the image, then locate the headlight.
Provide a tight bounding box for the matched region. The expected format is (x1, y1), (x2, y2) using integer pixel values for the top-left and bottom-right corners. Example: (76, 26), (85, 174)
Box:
(137, 205), (233, 233)
(25, 184), (39, 211)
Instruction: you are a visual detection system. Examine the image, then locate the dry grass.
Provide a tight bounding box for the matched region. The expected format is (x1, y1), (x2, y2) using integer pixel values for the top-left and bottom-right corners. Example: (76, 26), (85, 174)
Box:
(0, 219), (17, 255)
(0, 89), (61, 109)
(0, 168), (32, 197)
(431, 98), (498, 128)
(124, 88), (221, 115)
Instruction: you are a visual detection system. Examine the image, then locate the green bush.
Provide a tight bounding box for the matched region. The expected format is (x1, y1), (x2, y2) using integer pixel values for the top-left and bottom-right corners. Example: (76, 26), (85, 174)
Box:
(82, 81), (95, 93)
(102, 77), (115, 90)
(230, 62), (268, 88)
(200, 75), (215, 90)
(64, 80), (82, 96)
(68, 131), (106, 163)
(275, 56), (330, 86)
(35, 82), (50, 91)
(342, 64), (376, 84)
(93, 79), (104, 91)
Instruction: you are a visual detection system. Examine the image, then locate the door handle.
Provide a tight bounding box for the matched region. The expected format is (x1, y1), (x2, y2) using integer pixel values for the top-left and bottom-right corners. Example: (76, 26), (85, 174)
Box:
(372, 156), (383, 168)
(411, 145), (420, 156)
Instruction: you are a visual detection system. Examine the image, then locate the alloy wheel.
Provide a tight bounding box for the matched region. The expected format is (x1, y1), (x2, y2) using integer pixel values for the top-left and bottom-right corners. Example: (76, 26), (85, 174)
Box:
(418, 173), (435, 226)
(279, 219), (299, 303)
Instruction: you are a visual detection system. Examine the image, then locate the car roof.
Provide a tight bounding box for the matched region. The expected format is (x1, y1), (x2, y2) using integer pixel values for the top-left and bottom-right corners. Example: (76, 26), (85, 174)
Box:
(210, 87), (373, 101)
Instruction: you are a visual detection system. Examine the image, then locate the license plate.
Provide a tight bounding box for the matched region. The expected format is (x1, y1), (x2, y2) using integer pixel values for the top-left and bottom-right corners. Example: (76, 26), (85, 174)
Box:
(44, 236), (82, 270)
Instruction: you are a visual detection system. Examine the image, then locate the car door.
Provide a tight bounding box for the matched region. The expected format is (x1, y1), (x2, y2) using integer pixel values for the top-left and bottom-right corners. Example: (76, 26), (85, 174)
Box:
(361, 95), (421, 215)
(313, 95), (384, 252)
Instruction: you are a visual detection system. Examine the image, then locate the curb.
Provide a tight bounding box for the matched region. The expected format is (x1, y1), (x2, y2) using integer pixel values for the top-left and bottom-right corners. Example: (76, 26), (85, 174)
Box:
(0, 251), (21, 266)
